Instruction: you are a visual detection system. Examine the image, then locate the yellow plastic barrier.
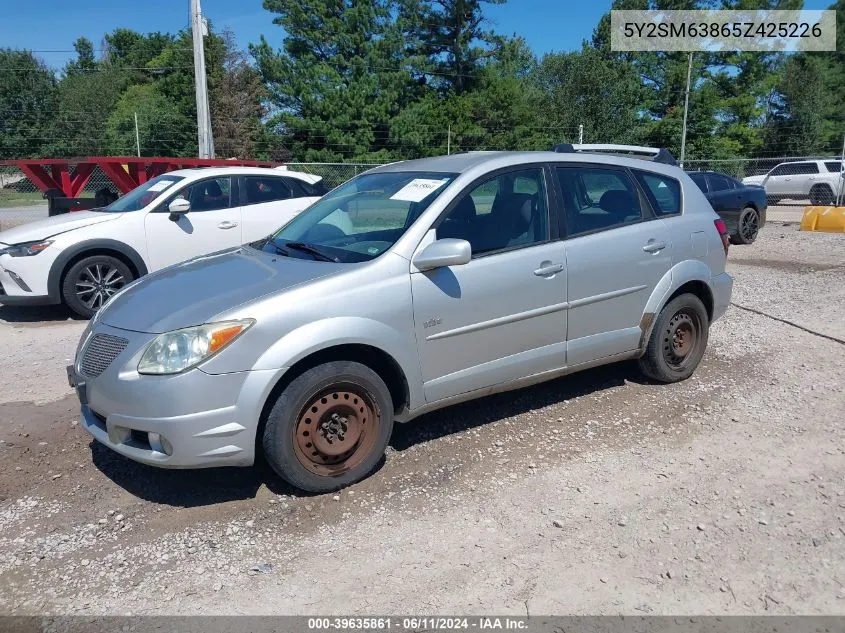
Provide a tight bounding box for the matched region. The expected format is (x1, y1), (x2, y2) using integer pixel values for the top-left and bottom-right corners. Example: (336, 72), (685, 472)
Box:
(799, 205), (845, 233)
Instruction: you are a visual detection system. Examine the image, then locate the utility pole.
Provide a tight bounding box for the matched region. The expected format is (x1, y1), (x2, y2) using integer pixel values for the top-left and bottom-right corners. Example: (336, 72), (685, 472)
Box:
(578, 124), (584, 144)
(191, 0), (214, 158)
(679, 52), (693, 168)
(836, 133), (845, 207)
(447, 124), (451, 155)
(134, 112), (141, 157)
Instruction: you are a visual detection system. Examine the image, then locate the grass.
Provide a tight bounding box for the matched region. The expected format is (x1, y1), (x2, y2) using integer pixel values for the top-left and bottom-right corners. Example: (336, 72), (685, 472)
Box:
(0, 190), (44, 208)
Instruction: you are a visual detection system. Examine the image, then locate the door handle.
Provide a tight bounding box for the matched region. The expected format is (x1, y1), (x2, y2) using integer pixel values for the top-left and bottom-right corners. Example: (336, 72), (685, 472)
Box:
(533, 262), (564, 277)
(642, 240), (667, 254)
(217, 221), (238, 230)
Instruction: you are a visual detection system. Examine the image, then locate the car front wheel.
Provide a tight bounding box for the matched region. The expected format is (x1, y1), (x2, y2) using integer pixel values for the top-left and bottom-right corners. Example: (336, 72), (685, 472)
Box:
(262, 361), (394, 492)
(62, 255), (133, 318)
(638, 294), (709, 383)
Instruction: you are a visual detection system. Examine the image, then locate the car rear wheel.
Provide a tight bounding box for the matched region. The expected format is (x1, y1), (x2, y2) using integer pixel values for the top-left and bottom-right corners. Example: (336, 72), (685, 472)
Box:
(262, 361), (394, 492)
(809, 184), (834, 206)
(730, 206), (760, 245)
(62, 255), (133, 319)
(638, 294), (709, 383)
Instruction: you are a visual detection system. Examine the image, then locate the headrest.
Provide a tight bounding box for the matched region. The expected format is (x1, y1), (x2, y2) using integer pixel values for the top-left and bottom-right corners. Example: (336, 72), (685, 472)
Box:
(492, 193), (534, 225)
(451, 195), (477, 222)
(205, 181), (223, 197)
(599, 189), (637, 216)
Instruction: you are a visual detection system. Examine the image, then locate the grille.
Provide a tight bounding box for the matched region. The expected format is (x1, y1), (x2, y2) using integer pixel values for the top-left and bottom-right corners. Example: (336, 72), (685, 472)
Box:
(80, 333), (129, 378)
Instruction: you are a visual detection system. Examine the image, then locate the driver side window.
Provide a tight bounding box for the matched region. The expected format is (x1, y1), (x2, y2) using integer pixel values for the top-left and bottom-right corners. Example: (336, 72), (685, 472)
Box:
(169, 177), (233, 212)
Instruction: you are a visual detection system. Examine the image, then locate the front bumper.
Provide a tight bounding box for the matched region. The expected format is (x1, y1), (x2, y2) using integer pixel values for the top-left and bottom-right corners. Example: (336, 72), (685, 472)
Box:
(0, 255), (59, 305)
(70, 323), (284, 469)
(711, 272), (733, 322)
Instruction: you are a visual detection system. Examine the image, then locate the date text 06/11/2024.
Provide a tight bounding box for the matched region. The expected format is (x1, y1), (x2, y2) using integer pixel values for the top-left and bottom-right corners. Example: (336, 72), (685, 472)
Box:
(307, 617), (529, 631)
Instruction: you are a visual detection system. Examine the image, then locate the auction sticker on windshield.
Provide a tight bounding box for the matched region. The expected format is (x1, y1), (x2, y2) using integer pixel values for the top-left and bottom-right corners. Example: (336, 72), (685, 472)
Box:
(148, 179), (178, 192)
(390, 178), (450, 202)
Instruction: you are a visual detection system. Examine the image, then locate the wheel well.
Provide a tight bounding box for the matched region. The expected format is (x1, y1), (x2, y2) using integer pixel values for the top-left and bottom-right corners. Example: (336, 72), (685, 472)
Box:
(667, 280), (713, 322)
(255, 344), (410, 454)
(811, 183), (833, 193)
(59, 249), (141, 290)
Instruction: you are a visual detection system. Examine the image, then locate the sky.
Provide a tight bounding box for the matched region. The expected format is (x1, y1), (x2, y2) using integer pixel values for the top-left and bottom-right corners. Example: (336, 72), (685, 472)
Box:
(0, 0), (834, 69)
(1, 0), (608, 69)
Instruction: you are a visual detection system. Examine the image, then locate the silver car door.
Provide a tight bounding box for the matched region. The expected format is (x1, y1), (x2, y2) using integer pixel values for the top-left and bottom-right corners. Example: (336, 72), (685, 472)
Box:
(410, 166), (568, 404)
(556, 164), (674, 366)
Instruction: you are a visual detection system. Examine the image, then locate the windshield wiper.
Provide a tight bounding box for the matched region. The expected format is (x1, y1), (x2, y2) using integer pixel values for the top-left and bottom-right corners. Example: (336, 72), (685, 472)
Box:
(284, 241), (340, 263)
(266, 238), (291, 257)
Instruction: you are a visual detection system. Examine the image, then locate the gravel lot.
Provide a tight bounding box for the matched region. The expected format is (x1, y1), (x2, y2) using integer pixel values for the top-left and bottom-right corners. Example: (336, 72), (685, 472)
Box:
(0, 222), (843, 616)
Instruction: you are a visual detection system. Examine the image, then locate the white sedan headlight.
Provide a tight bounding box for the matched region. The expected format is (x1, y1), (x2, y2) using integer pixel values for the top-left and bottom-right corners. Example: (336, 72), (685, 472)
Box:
(138, 319), (254, 375)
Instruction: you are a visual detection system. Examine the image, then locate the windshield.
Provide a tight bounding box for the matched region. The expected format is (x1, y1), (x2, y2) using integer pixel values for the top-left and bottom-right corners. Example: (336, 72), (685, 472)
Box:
(258, 170), (457, 262)
(101, 174), (185, 212)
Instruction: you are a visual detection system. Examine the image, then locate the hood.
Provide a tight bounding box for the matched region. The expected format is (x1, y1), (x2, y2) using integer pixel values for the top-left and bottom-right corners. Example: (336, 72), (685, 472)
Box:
(0, 211), (120, 245)
(742, 175), (766, 186)
(98, 246), (347, 333)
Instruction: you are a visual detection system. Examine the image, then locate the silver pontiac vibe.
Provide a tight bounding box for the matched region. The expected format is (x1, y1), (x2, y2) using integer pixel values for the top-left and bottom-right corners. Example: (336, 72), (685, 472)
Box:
(69, 147), (733, 492)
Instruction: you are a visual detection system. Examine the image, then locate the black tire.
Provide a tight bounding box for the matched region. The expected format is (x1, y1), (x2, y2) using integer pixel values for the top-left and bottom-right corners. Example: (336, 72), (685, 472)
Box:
(262, 361), (394, 493)
(809, 184), (834, 206)
(61, 254), (134, 318)
(638, 294), (709, 383)
(730, 206), (760, 245)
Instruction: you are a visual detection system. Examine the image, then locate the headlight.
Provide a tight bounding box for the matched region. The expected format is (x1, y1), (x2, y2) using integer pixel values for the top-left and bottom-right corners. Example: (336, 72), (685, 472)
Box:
(137, 319), (254, 375)
(0, 240), (53, 257)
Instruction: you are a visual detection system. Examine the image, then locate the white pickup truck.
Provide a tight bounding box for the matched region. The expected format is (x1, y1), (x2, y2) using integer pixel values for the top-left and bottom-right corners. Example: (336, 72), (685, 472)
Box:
(742, 159), (844, 205)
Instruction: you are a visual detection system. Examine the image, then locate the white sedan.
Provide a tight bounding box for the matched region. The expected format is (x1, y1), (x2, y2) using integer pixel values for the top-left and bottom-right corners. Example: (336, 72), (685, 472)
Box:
(0, 167), (327, 317)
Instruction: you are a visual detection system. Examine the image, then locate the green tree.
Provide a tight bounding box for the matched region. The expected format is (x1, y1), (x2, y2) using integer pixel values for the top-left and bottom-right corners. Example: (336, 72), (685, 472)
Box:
(253, 0), (421, 161)
(48, 65), (126, 157)
(405, 0), (506, 94)
(148, 26), (227, 128)
(212, 32), (268, 159)
(0, 49), (56, 158)
(763, 53), (833, 155)
(66, 37), (97, 75)
(105, 84), (195, 156)
(534, 45), (645, 146)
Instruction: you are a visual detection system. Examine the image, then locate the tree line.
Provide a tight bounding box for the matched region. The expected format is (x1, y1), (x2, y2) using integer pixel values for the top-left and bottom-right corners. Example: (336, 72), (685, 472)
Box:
(1, 0), (843, 163)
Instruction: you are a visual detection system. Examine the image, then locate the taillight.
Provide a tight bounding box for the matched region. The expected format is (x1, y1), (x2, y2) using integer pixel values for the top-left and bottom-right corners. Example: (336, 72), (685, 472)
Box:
(714, 219), (729, 255)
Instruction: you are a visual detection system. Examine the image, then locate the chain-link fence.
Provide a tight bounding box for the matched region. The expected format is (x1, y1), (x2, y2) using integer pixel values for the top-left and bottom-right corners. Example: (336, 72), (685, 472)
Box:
(0, 162), (383, 210)
(0, 164), (119, 206)
(684, 156), (845, 207)
(285, 163), (383, 189)
(4, 156), (845, 213)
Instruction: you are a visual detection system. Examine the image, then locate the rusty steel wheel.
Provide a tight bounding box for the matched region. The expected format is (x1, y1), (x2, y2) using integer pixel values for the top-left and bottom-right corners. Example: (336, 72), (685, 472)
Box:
(662, 310), (701, 371)
(262, 361), (394, 492)
(639, 294), (709, 383)
(293, 386), (381, 476)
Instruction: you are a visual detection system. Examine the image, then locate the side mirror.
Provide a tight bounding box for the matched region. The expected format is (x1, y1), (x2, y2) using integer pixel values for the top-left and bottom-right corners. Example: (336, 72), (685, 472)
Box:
(413, 238), (472, 272)
(168, 198), (191, 221)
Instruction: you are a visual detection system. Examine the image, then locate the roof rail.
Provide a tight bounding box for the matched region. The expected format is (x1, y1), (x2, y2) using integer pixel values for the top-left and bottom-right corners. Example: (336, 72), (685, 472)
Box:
(552, 143), (678, 167)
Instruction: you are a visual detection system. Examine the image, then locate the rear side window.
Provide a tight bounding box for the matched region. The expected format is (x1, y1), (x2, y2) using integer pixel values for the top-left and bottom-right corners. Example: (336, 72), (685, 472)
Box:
(772, 162), (818, 176)
(244, 177), (292, 205)
(708, 174), (734, 192)
(635, 171), (681, 216)
(689, 172), (708, 192)
(294, 178), (329, 197)
(824, 161), (843, 173)
(556, 166), (643, 236)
